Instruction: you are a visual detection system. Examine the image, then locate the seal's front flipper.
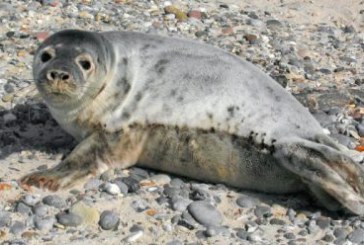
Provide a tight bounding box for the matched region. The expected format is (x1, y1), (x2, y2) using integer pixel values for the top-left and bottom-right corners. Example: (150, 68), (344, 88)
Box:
(275, 136), (364, 215)
(20, 133), (109, 191)
(20, 129), (146, 191)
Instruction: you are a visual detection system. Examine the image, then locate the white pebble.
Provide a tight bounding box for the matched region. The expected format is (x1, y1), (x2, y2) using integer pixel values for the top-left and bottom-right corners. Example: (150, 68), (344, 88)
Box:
(104, 183), (121, 195)
(124, 230), (143, 242)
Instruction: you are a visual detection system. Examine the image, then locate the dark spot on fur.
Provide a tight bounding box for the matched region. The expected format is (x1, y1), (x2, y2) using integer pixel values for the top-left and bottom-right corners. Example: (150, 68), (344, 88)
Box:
(210, 127), (215, 133)
(177, 96), (184, 102)
(207, 113), (213, 119)
(122, 111), (130, 120)
(135, 92), (143, 102)
(170, 89), (177, 97)
(227, 106), (235, 117)
(122, 58), (128, 65)
(113, 92), (120, 98)
(266, 86), (274, 93)
(154, 59), (169, 74)
(124, 83), (131, 94)
(275, 96), (281, 102)
(295, 124), (301, 129)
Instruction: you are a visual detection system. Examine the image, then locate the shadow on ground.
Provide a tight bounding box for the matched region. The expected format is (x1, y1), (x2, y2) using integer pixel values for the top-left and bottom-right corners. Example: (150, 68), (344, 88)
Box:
(0, 102), (76, 160)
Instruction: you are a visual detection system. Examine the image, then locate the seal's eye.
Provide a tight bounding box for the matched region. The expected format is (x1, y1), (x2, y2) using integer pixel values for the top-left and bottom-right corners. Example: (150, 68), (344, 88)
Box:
(40, 52), (52, 63)
(79, 60), (91, 71)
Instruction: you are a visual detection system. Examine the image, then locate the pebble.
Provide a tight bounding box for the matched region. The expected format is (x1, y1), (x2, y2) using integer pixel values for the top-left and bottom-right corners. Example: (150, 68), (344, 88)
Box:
(0, 211), (11, 227)
(34, 216), (56, 231)
(16, 202), (32, 215)
(149, 174), (171, 186)
(348, 228), (364, 243)
(236, 196), (259, 208)
(187, 201), (222, 227)
(171, 197), (192, 211)
(99, 210), (120, 230)
(70, 202), (99, 225)
(254, 205), (271, 218)
(10, 221), (26, 235)
(123, 230), (143, 242)
(56, 212), (83, 227)
(43, 195), (67, 209)
(103, 183), (121, 195)
(236, 228), (249, 240)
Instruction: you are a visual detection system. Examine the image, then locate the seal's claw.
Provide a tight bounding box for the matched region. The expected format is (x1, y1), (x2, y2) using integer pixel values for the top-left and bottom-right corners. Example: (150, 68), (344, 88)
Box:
(20, 171), (62, 191)
(275, 135), (364, 215)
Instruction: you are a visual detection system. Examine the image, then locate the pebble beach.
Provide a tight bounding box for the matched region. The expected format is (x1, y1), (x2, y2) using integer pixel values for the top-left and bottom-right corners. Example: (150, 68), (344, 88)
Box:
(1, 0), (364, 244)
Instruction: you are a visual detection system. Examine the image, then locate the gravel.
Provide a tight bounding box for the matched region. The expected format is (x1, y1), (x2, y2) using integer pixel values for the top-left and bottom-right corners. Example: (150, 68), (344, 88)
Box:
(0, 0), (363, 244)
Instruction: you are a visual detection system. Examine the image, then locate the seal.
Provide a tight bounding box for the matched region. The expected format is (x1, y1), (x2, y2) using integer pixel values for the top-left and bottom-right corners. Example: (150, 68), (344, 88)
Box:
(21, 29), (364, 215)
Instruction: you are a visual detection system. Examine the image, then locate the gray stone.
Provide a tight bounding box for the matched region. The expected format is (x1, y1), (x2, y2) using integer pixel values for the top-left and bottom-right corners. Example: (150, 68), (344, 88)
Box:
(171, 197), (192, 211)
(16, 202), (33, 215)
(170, 178), (184, 188)
(43, 195), (67, 209)
(99, 210), (119, 230)
(33, 204), (50, 217)
(0, 211), (11, 227)
(333, 228), (348, 239)
(56, 212), (82, 227)
(236, 228), (249, 240)
(113, 180), (129, 195)
(84, 178), (103, 190)
(129, 224), (143, 232)
(254, 205), (271, 218)
(270, 218), (286, 225)
(21, 194), (40, 206)
(236, 196), (259, 208)
(10, 221), (26, 235)
(316, 216), (330, 229)
(284, 232), (296, 239)
(187, 201), (222, 227)
(34, 216), (56, 231)
(166, 240), (183, 245)
(348, 228), (364, 243)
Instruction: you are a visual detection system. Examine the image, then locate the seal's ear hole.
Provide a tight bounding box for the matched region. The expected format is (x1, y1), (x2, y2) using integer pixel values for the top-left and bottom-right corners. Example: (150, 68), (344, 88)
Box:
(79, 60), (91, 71)
(40, 52), (52, 63)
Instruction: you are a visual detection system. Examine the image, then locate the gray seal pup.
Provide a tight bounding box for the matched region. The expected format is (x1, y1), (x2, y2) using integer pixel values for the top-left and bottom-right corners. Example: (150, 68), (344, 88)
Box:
(20, 29), (364, 215)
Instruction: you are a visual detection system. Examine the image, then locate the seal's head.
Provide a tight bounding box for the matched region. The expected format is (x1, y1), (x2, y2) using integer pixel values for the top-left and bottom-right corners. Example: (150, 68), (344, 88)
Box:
(33, 30), (114, 108)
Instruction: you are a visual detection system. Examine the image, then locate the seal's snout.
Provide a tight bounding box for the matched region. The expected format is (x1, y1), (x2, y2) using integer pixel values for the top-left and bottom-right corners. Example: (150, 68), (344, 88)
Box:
(47, 69), (72, 82)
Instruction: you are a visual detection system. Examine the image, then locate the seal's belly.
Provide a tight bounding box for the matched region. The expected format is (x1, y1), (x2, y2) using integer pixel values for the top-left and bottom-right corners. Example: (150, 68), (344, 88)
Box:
(137, 125), (304, 193)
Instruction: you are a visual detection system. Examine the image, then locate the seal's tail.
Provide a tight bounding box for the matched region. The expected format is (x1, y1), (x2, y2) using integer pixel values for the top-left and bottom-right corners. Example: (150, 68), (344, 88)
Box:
(274, 135), (364, 215)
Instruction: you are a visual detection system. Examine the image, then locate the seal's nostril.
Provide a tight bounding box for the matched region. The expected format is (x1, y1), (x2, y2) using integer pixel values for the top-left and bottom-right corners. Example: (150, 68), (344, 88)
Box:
(50, 71), (57, 80)
(61, 74), (70, 81)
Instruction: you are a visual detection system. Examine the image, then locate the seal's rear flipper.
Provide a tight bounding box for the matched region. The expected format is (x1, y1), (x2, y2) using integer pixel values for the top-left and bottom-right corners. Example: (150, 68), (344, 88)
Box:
(274, 136), (364, 215)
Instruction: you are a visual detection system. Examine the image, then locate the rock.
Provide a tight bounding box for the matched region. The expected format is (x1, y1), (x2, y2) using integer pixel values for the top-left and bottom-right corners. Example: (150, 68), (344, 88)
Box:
(187, 201), (222, 227)
(70, 202), (99, 225)
(171, 197), (192, 211)
(164, 5), (187, 21)
(254, 205), (271, 218)
(266, 19), (282, 29)
(348, 228), (364, 243)
(10, 221), (26, 235)
(99, 210), (120, 230)
(236, 196), (259, 208)
(166, 240), (183, 245)
(43, 195), (67, 209)
(333, 227), (348, 239)
(270, 218), (286, 225)
(113, 180), (129, 195)
(316, 216), (330, 229)
(284, 232), (296, 239)
(56, 212), (83, 227)
(122, 177), (140, 193)
(123, 230), (143, 242)
(149, 174), (171, 186)
(84, 178), (103, 190)
(34, 216), (56, 231)
(188, 10), (202, 20)
(21, 194), (40, 207)
(236, 228), (249, 240)
(16, 202), (32, 215)
(205, 226), (229, 237)
(129, 224), (143, 232)
(0, 211), (11, 227)
(103, 183), (121, 195)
